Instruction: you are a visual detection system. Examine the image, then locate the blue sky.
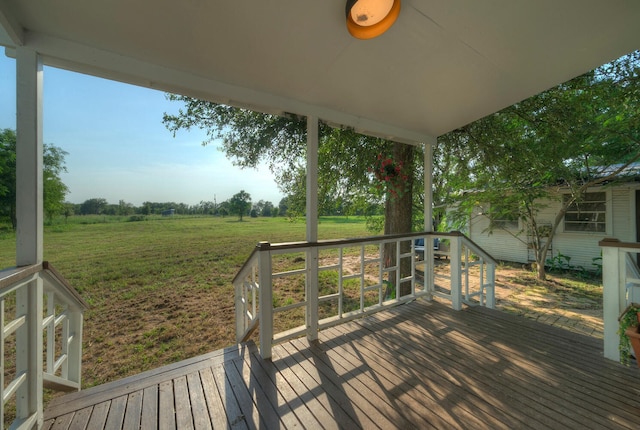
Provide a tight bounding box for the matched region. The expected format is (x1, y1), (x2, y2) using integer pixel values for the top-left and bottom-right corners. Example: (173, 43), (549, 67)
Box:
(0, 53), (282, 207)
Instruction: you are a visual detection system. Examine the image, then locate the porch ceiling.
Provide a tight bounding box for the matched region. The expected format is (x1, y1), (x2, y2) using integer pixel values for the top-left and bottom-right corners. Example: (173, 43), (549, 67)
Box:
(1, 1), (640, 144)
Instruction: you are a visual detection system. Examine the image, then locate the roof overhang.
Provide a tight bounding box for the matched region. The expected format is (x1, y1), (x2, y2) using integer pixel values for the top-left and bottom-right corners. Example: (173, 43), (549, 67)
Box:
(1, 1), (639, 145)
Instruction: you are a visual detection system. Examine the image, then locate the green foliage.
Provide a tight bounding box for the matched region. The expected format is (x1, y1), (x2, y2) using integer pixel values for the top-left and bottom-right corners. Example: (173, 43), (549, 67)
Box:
(545, 253), (573, 272)
(383, 280), (396, 300)
(591, 256), (603, 277)
(618, 303), (640, 366)
(0, 129), (70, 228)
(544, 252), (602, 281)
(440, 51), (640, 279)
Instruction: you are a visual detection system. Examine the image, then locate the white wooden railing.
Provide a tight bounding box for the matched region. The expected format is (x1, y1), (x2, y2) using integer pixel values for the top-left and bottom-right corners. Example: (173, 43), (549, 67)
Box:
(600, 238), (640, 363)
(0, 262), (87, 429)
(233, 231), (496, 359)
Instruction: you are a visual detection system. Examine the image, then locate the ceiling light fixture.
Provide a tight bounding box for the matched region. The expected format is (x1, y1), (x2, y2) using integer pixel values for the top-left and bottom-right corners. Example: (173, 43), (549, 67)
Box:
(346, 0), (401, 40)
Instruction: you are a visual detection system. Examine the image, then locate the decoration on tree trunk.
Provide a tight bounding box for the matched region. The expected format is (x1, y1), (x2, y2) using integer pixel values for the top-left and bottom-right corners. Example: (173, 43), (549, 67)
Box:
(370, 153), (410, 199)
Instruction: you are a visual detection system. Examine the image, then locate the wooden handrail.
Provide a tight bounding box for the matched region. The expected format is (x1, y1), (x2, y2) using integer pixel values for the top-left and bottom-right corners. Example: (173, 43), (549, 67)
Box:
(231, 246), (261, 285)
(0, 263), (42, 290)
(0, 262), (88, 310)
(233, 231), (469, 284)
(256, 230), (465, 252)
(42, 261), (89, 310)
(599, 238), (640, 250)
(459, 234), (498, 266)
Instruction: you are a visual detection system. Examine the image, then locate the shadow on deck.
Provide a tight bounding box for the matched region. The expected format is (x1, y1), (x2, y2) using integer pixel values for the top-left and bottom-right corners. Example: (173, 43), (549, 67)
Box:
(44, 300), (640, 429)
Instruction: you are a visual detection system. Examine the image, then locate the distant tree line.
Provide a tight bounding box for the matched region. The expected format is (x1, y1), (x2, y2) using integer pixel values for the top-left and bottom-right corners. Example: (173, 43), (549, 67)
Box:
(67, 194), (288, 219)
(66, 190), (384, 221)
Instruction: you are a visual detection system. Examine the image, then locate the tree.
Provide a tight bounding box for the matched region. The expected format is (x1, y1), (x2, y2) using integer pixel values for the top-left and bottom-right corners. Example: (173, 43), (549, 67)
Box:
(0, 129), (69, 228)
(118, 200), (135, 216)
(261, 201), (274, 217)
(439, 51), (640, 280)
(229, 190), (251, 221)
(163, 99), (421, 295)
(278, 197), (289, 217)
(80, 198), (108, 215)
(0, 129), (17, 228)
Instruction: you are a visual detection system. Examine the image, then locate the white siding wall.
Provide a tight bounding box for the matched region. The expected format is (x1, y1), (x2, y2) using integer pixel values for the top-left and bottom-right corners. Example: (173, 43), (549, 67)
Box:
(468, 207), (529, 264)
(467, 185), (638, 271)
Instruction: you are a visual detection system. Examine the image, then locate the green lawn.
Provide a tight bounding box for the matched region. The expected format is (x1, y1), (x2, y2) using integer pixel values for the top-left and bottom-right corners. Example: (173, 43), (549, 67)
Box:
(0, 215), (373, 387)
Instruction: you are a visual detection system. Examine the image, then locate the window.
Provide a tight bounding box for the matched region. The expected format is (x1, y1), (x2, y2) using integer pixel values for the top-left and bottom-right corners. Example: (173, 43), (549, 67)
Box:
(563, 192), (606, 233)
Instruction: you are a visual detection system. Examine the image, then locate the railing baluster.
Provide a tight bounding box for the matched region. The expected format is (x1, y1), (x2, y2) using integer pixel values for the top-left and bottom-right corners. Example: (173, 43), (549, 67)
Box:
(46, 292), (55, 374)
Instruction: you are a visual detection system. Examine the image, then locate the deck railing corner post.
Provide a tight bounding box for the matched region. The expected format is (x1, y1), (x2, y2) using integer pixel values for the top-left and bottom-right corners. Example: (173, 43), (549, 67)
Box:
(450, 236), (462, 310)
(486, 263), (496, 309)
(15, 275), (44, 426)
(68, 309), (84, 388)
(601, 244), (622, 362)
(307, 247), (319, 342)
(258, 247), (273, 359)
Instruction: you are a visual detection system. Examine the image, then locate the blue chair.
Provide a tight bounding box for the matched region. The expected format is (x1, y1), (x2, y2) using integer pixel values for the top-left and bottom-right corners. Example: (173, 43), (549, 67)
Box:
(414, 237), (439, 260)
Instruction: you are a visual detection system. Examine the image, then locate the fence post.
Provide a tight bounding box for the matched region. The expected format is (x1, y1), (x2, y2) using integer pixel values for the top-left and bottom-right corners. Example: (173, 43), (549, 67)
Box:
(449, 235), (462, 310)
(258, 242), (273, 359)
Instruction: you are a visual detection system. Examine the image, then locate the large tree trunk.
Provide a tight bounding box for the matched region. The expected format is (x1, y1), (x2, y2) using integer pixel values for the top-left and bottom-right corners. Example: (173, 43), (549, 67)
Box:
(383, 143), (415, 297)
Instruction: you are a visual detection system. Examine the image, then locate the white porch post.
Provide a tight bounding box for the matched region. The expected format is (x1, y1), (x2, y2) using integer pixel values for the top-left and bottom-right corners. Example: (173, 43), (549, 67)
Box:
(15, 47), (44, 428)
(601, 239), (624, 362)
(424, 139), (435, 297)
(16, 47), (44, 266)
(306, 116), (319, 342)
(423, 139), (434, 233)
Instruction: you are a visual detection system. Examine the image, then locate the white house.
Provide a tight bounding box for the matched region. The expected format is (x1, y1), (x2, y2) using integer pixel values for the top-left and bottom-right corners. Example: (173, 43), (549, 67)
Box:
(467, 173), (640, 270)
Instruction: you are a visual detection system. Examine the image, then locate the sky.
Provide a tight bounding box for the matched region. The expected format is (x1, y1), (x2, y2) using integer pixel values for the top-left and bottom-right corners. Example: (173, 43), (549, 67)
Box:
(0, 53), (283, 207)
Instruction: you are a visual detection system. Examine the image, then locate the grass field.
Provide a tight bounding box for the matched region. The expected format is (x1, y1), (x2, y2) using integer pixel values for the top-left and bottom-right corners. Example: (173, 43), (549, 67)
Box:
(0, 215), (373, 388)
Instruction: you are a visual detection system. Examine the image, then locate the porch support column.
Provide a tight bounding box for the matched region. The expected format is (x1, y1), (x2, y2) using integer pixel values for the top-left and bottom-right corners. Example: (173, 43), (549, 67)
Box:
(306, 116), (319, 341)
(16, 47), (44, 266)
(423, 138), (434, 233)
(424, 138), (436, 297)
(14, 47), (45, 428)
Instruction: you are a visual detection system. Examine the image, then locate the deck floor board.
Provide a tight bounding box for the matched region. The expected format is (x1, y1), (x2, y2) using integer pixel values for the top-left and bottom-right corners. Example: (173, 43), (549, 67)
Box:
(44, 300), (640, 429)
(141, 385), (159, 430)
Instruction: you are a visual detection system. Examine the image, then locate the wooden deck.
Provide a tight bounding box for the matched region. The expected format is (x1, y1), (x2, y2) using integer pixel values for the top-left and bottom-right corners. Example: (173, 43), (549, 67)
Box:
(44, 300), (640, 429)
